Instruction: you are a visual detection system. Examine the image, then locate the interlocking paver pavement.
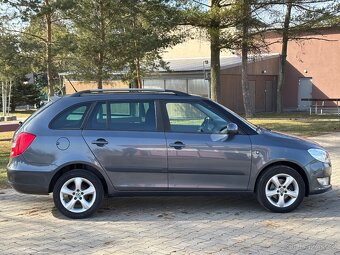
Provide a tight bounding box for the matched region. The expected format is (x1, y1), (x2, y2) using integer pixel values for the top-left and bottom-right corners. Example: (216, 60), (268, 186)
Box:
(1, 133), (340, 255)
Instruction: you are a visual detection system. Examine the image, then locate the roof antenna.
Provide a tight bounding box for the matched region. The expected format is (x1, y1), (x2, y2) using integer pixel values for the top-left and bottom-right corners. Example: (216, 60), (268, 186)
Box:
(65, 76), (78, 93)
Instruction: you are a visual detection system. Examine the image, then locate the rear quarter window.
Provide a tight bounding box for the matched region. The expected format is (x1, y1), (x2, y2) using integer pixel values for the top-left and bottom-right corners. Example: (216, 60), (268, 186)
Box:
(50, 103), (91, 130)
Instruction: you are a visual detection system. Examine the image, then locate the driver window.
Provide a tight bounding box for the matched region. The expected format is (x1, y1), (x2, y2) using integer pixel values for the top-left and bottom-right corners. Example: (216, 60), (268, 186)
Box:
(165, 102), (229, 133)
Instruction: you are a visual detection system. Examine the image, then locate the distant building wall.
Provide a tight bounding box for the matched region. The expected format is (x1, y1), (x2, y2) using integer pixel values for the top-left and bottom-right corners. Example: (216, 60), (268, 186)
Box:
(220, 57), (279, 113)
(220, 74), (277, 113)
(266, 28), (340, 110)
(162, 27), (233, 59)
(144, 56), (279, 113)
(64, 80), (128, 95)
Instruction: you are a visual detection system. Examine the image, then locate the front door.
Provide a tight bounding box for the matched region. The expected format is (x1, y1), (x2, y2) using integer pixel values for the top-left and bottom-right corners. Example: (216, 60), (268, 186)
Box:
(82, 100), (167, 191)
(163, 101), (252, 191)
(265, 80), (273, 112)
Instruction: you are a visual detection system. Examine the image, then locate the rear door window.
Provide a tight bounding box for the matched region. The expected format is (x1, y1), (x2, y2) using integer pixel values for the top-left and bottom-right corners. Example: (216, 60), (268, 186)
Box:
(50, 103), (91, 130)
(86, 102), (108, 130)
(109, 101), (155, 131)
(86, 101), (156, 131)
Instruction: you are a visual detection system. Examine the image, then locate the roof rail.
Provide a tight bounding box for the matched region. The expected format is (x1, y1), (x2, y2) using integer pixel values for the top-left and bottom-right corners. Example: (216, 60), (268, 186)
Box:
(70, 88), (189, 97)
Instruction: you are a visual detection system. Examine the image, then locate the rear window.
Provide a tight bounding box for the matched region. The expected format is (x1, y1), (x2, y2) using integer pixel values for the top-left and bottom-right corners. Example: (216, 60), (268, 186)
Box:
(15, 98), (60, 136)
(50, 103), (91, 130)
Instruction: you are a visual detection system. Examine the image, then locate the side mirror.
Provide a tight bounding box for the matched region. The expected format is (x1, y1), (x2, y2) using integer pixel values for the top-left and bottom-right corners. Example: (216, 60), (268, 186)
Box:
(227, 123), (238, 135)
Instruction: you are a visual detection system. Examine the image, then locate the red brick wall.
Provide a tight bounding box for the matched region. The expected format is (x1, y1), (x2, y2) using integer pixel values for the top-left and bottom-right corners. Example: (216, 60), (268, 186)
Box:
(266, 28), (340, 109)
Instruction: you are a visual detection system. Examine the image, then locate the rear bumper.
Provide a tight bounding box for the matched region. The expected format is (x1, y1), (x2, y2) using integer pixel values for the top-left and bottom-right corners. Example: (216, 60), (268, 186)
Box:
(7, 156), (57, 195)
(7, 170), (50, 195)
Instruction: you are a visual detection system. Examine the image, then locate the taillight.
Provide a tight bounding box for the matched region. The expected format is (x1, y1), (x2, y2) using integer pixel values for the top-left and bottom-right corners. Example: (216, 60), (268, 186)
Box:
(10, 132), (36, 158)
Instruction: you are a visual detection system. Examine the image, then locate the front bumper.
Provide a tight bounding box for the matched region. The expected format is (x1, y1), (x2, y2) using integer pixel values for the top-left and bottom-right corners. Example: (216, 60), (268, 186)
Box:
(7, 156), (57, 195)
(305, 160), (332, 195)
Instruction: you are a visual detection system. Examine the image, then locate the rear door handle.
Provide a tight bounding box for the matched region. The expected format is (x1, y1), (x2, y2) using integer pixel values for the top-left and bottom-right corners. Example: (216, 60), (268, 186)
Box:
(91, 138), (108, 146)
(169, 141), (186, 149)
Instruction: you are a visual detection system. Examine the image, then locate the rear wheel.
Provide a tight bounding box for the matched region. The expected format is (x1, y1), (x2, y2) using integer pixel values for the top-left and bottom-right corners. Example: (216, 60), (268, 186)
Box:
(256, 166), (305, 213)
(53, 170), (104, 219)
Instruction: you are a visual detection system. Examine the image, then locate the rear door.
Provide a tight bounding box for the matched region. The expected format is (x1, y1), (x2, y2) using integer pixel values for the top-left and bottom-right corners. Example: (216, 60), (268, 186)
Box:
(82, 100), (168, 191)
(163, 100), (252, 190)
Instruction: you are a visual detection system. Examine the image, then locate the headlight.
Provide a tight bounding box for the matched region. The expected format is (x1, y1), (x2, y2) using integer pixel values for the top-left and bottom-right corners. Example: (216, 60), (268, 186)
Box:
(308, 148), (330, 163)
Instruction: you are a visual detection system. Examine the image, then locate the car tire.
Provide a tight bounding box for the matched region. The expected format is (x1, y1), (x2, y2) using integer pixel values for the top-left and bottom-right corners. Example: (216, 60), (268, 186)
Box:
(53, 169), (104, 219)
(256, 165), (305, 213)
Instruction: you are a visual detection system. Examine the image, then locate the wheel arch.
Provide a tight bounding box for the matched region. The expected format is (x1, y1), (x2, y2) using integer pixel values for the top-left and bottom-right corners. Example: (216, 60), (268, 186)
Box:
(254, 161), (310, 196)
(49, 162), (109, 195)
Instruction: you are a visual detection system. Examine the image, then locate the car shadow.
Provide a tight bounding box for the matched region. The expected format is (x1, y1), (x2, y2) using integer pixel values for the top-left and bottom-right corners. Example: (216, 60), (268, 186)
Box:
(49, 187), (340, 221)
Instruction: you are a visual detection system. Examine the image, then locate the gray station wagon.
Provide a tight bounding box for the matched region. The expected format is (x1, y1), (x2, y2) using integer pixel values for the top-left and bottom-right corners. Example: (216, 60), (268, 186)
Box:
(7, 89), (332, 218)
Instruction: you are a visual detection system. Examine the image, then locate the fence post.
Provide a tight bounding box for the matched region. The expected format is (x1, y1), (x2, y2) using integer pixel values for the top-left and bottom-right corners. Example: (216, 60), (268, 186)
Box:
(315, 102), (318, 115)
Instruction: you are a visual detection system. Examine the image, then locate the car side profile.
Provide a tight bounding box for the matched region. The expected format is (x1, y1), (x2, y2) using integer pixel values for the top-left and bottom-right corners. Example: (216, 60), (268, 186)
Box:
(7, 89), (332, 218)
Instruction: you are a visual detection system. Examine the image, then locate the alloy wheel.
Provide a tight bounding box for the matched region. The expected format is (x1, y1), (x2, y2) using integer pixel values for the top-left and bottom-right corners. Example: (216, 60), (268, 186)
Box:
(265, 173), (299, 208)
(59, 177), (96, 213)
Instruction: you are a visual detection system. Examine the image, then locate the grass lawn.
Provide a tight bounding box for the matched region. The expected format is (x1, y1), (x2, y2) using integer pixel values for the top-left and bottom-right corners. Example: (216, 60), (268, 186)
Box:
(0, 140), (11, 188)
(252, 112), (340, 119)
(11, 110), (35, 120)
(0, 132), (14, 188)
(0, 110), (31, 188)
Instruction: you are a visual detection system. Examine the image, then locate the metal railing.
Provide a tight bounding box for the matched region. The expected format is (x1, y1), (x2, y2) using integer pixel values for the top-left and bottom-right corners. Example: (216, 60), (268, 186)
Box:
(0, 123), (18, 141)
(301, 98), (340, 115)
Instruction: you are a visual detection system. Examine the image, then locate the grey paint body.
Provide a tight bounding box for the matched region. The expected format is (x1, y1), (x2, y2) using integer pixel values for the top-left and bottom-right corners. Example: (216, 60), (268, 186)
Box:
(7, 93), (332, 196)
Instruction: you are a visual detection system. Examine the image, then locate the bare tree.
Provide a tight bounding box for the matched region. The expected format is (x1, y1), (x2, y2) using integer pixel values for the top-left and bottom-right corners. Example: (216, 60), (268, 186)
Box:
(240, 0), (254, 117)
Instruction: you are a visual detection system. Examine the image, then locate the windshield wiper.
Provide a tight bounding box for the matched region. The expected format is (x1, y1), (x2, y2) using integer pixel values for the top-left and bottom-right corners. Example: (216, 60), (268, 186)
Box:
(255, 125), (271, 132)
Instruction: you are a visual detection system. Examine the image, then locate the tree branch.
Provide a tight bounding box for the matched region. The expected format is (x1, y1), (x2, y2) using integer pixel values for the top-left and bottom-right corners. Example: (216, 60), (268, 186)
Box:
(289, 36), (337, 42)
(2, 28), (47, 43)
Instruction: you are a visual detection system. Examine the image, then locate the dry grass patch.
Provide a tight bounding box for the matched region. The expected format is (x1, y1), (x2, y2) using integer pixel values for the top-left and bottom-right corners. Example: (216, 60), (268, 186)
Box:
(249, 118), (340, 137)
(0, 140), (11, 188)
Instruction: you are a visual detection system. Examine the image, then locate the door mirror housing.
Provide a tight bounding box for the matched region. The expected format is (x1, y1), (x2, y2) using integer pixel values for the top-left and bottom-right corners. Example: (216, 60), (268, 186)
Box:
(220, 123), (238, 135)
(227, 123), (238, 135)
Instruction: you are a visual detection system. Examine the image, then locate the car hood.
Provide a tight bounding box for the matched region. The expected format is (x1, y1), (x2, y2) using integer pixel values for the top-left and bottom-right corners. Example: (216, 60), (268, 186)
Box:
(259, 128), (324, 150)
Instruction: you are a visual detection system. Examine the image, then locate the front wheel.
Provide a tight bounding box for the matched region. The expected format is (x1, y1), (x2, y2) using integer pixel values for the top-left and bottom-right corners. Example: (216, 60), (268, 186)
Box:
(256, 166), (305, 213)
(53, 170), (104, 219)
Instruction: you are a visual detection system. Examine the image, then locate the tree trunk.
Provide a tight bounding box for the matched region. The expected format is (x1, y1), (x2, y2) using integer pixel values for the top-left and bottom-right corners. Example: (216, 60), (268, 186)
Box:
(209, 0), (221, 103)
(135, 57), (142, 89)
(8, 80), (12, 115)
(210, 29), (221, 103)
(277, 0), (292, 113)
(131, 14), (142, 90)
(1, 81), (4, 117)
(241, 46), (253, 117)
(240, 0), (253, 118)
(97, 0), (105, 89)
(45, 1), (54, 98)
(97, 51), (103, 89)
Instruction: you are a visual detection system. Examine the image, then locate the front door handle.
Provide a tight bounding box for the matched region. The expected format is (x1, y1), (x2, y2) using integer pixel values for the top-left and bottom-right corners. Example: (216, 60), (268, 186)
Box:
(91, 138), (108, 146)
(169, 141), (185, 149)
